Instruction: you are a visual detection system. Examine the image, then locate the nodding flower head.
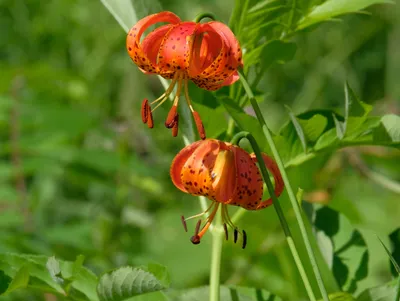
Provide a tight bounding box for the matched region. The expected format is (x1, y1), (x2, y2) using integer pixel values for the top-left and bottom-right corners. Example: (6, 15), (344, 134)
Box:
(126, 11), (243, 139)
(170, 139), (284, 248)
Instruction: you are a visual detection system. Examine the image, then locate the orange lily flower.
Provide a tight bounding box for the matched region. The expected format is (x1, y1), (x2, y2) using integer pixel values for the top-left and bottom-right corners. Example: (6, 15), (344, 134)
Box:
(170, 139), (284, 248)
(126, 11), (243, 139)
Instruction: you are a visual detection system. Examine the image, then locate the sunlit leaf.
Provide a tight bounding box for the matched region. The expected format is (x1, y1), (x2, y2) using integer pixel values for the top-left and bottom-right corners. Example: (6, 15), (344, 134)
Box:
(318, 292), (356, 301)
(0, 253), (98, 300)
(46, 256), (64, 285)
(356, 279), (398, 301)
(297, 0), (393, 30)
(99, 0), (137, 32)
(372, 114), (400, 145)
(0, 265), (29, 296)
(97, 265), (169, 301)
(311, 206), (369, 292)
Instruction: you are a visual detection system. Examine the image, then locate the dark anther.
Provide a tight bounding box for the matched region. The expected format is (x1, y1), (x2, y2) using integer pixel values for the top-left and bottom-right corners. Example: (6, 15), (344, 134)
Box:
(181, 215), (187, 232)
(190, 235), (201, 245)
(147, 109), (154, 128)
(192, 111), (206, 140)
(194, 219), (202, 236)
(141, 99), (149, 123)
(223, 223), (228, 241)
(234, 228), (238, 243)
(165, 105), (178, 128)
(172, 114), (179, 137)
(242, 230), (247, 249)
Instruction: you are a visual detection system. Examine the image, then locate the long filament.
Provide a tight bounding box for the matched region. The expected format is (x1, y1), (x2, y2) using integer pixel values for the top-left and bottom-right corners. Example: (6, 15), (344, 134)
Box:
(152, 73), (183, 112)
(184, 201), (217, 222)
(197, 202), (220, 239)
(183, 77), (195, 112)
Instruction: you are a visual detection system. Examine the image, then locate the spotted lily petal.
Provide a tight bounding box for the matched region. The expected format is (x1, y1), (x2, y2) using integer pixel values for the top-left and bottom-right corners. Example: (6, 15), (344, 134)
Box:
(158, 22), (198, 72)
(180, 140), (220, 198)
(170, 140), (203, 193)
(227, 147), (264, 209)
(252, 153), (284, 210)
(126, 11), (181, 74)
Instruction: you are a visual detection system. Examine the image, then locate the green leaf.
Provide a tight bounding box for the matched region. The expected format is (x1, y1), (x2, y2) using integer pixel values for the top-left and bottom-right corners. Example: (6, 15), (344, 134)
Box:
(194, 103), (227, 139)
(0, 270), (13, 295)
(312, 207), (369, 292)
(377, 235), (400, 275)
(97, 266), (169, 301)
(1, 265), (30, 295)
(314, 128), (339, 150)
(46, 256), (64, 285)
(356, 279), (398, 301)
(244, 40), (297, 72)
(334, 113), (346, 140)
(297, 0), (393, 30)
(0, 253), (98, 300)
(372, 114), (400, 145)
(166, 285), (282, 301)
(297, 114), (328, 142)
(142, 263), (170, 289)
(343, 83), (373, 137)
(99, 0), (137, 33)
(287, 108), (308, 152)
(218, 97), (268, 149)
(389, 229), (400, 277)
(318, 292), (356, 301)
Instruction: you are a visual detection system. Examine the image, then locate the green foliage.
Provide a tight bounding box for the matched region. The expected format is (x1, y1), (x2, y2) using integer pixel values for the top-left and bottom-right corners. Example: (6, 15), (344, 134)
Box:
(297, 0), (394, 30)
(356, 279), (399, 301)
(97, 265), (169, 301)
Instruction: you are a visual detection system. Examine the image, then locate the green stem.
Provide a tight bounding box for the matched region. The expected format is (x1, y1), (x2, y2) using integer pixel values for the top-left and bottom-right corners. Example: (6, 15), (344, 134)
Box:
(209, 207), (223, 301)
(194, 12), (217, 23)
(396, 275), (400, 301)
(237, 70), (329, 301)
(231, 132), (316, 301)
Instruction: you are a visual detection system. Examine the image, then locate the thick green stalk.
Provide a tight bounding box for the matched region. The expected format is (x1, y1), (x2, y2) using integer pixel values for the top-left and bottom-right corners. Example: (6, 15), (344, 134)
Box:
(209, 208), (224, 301)
(237, 71), (330, 301)
(231, 132), (316, 301)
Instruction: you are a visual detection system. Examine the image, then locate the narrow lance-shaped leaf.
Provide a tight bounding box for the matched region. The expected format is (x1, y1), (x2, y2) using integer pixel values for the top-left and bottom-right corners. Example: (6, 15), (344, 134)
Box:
(297, 0), (393, 30)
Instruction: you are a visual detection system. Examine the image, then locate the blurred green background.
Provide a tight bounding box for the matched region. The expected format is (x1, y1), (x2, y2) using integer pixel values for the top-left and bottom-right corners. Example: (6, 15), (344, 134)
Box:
(0, 0), (399, 300)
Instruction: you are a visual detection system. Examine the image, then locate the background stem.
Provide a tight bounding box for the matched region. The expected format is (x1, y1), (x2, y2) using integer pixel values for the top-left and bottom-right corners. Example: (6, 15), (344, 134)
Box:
(237, 70), (330, 301)
(231, 132), (317, 301)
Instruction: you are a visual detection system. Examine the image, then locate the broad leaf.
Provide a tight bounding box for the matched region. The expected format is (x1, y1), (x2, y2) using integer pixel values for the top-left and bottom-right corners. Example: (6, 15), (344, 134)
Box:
(0, 253), (98, 300)
(310, 206), (369, 293)
(356, 279), (398, 301)
(97, 265), (169, 301)
(372, 114), (400, 144)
